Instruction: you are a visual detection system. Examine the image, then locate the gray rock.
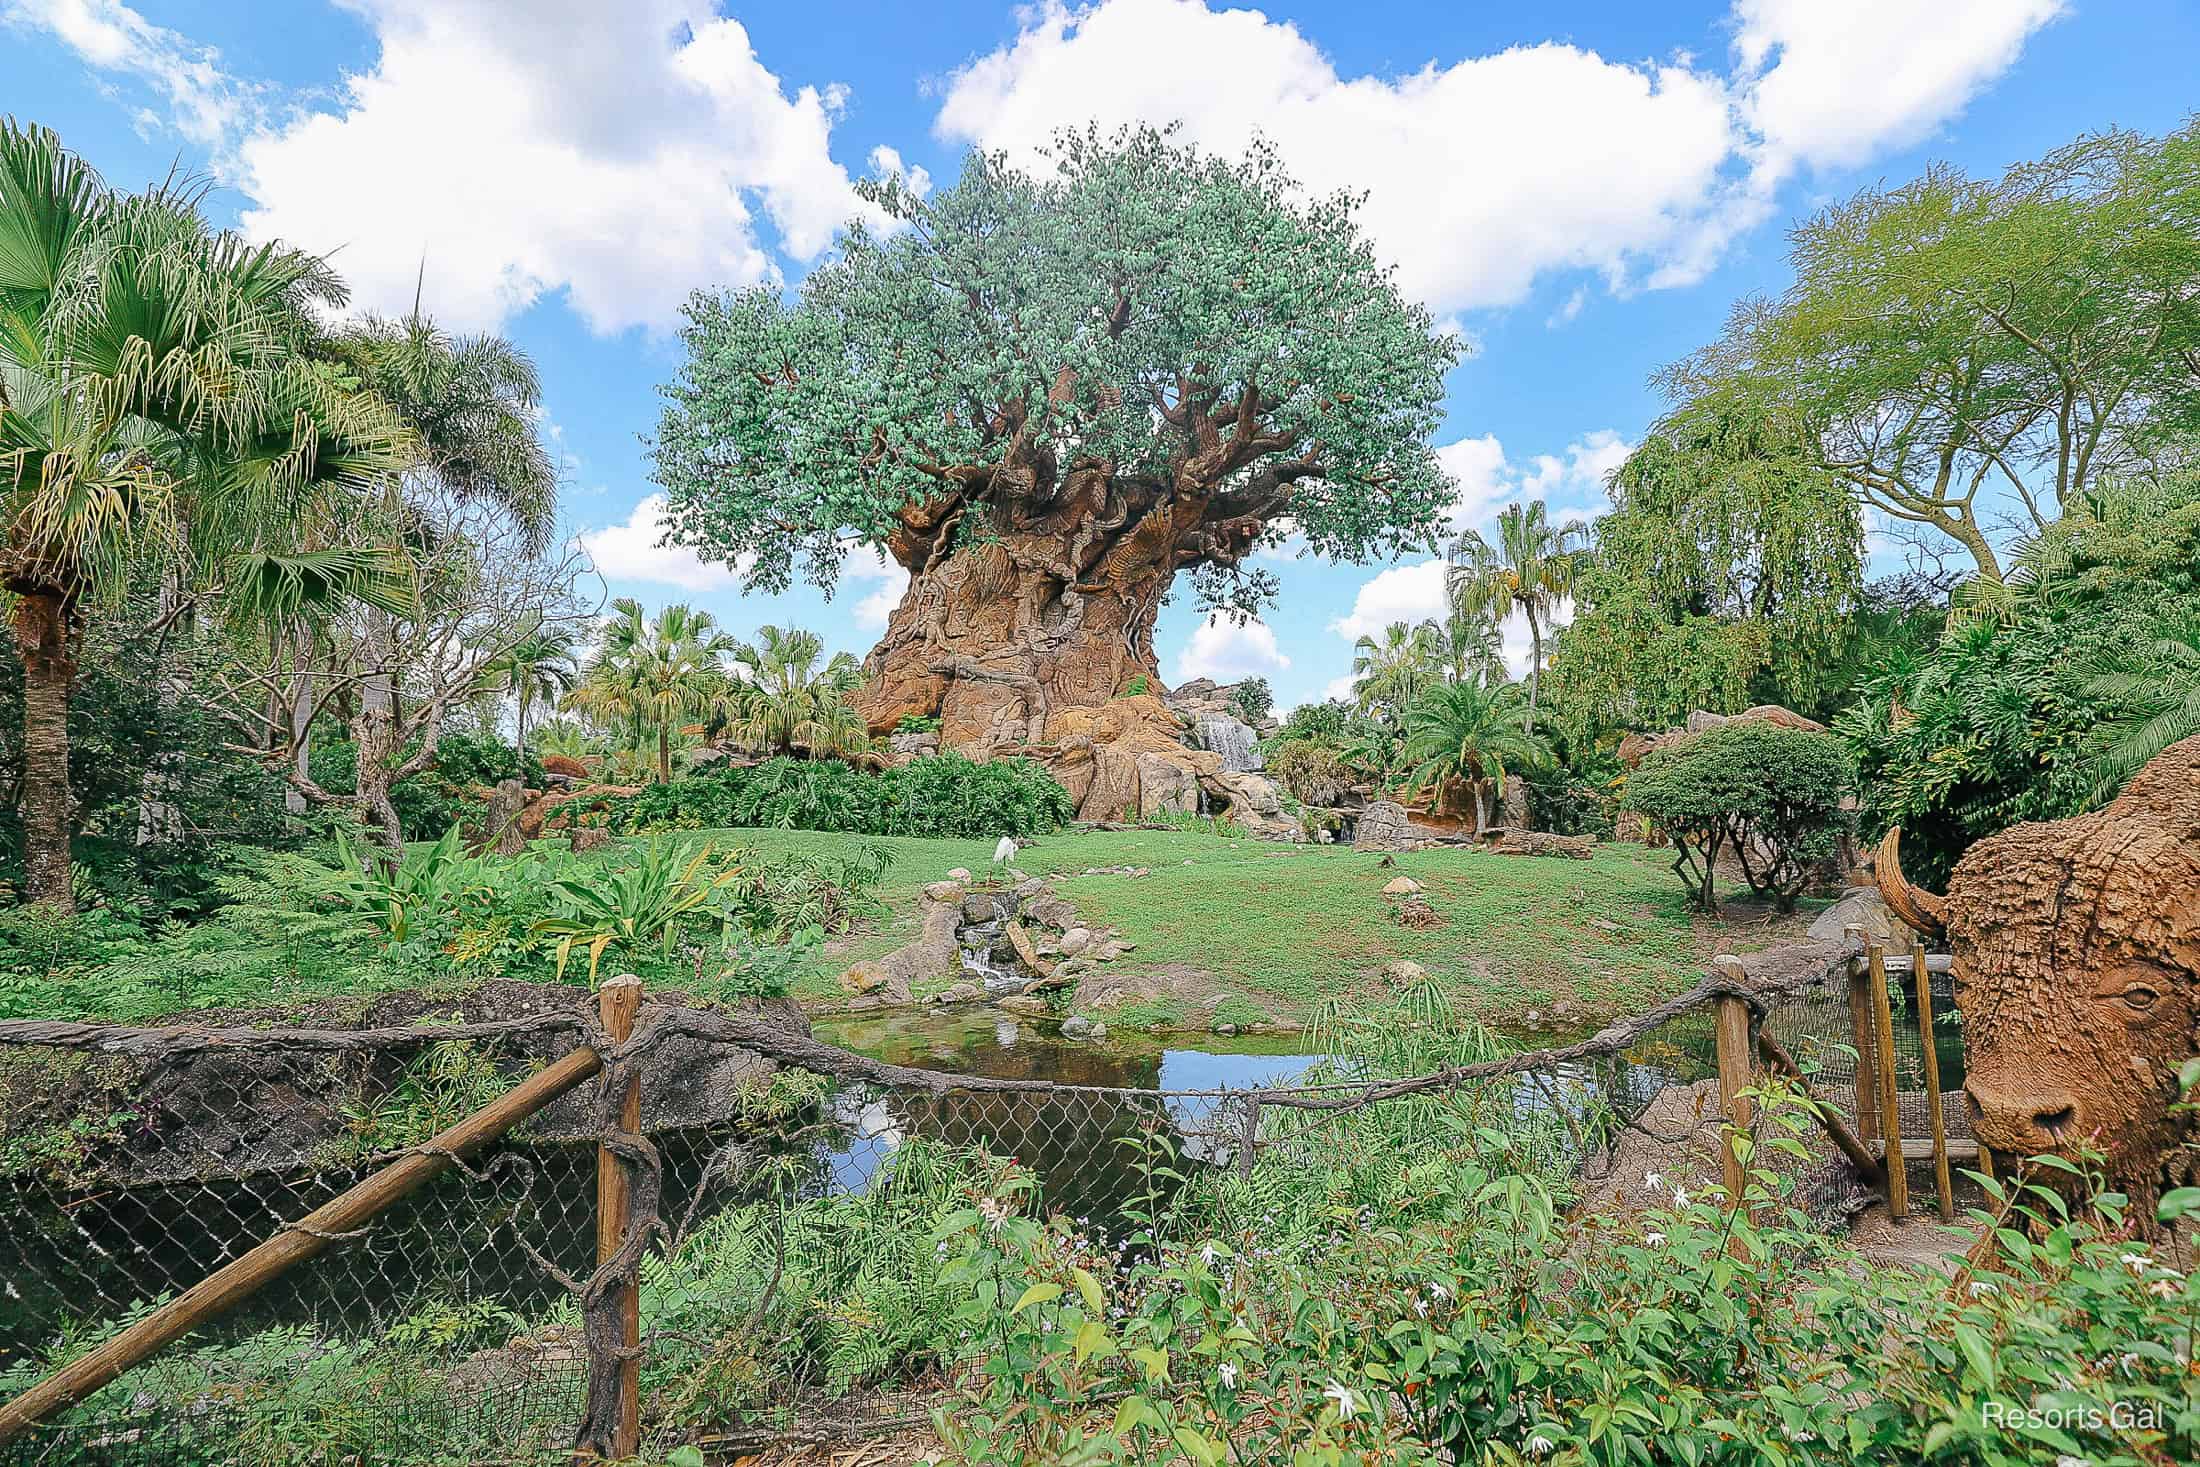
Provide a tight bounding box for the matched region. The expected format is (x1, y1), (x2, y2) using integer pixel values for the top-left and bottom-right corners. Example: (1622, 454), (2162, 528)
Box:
(962, 892), (999, 924)
(924, 880), (963, 903)
(946, 867), (972, 883)
(1381, 876), (1423, 896)
(1059, 927), (1093, 955)
(888, 729), (940, 757)
(1060, 1016), (1098, 1040)
(1380, 959), (1428, 988)
(997, 994), (1050, 1017)
(1808, 886), (1899, 943)
(1353, 799), (1414, 852)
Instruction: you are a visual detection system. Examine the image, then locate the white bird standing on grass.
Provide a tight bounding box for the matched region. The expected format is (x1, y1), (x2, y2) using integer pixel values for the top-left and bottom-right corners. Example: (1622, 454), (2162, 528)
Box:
(993, 836), (1018, 874)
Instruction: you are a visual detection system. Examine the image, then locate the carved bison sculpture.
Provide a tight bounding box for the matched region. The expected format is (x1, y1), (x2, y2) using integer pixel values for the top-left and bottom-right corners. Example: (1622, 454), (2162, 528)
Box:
(1880, 734), (2200, 1227)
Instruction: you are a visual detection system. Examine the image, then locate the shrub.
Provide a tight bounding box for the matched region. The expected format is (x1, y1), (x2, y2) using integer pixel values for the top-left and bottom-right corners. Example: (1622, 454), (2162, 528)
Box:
(1265, 737), (1351, 805)
(1627, 720), (1853, 911)
(1227, 677), (1273, 724)
(309, 729), (546, 843)
(604, 754), (1074, 840)
(892, 713), (942, 735)
(1271, 699), (1355, 746)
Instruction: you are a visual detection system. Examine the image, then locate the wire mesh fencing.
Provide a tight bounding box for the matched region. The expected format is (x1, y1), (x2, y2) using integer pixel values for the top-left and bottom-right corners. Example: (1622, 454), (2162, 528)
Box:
(0, 937), (1944, 1462)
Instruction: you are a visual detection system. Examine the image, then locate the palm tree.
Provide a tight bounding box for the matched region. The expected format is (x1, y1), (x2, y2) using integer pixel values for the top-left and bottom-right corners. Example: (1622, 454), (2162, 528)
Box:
(571, 598), (736, 783)
(1351, 621), (1440, 723)
(329, 309), (556, 860)
(1421, 608), (1505, 687)
(0, 122), (406, 906)
(1448, 500), (1587, 727)
(487, 623), (582, 759)
(721, 624), (866, 758)
(1399, 678), (1551, 833)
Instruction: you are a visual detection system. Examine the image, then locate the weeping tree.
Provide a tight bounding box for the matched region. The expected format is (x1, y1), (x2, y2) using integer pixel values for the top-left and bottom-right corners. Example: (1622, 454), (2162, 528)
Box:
(653, 127), (1458, 751)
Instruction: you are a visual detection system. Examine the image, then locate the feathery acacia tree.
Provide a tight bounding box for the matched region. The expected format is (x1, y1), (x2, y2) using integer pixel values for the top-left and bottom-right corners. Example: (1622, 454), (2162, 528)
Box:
(653, 126), (1458, 753)
(1657, 122), (2200, 584)
(0, 121), (406, 906)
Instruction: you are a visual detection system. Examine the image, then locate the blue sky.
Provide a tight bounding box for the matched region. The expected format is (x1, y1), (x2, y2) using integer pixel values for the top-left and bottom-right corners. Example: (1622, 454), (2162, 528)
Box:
(5, 0), (2195, 709)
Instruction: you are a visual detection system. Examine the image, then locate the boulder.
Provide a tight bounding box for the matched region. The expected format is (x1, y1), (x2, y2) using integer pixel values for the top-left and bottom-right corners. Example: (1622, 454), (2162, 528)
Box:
(932, 981), (982, 1004)
(1058, 927), (1093, 956)
(1353, 799), (1415, 853)
(925, 880), (964, 903)
(1807, 886), (1899, 944)
(481, 778), (529, 856)
(1381, 876), (1423, 897)
(539, 753), (591, 780)
(946, 867), (973, 883)
(888, 729), (940, 758)
(1136, 750), (1204, 818)
(1044, 695), (1220, 823)
(568, 826), (612, 854)
(1060, 1016), (1103, 1041)
(1499, 780), (1531, 832)
(1380, 958), (1429, 988)
(962, 892), (1001, 924)
(996, 994), (1050, 1016)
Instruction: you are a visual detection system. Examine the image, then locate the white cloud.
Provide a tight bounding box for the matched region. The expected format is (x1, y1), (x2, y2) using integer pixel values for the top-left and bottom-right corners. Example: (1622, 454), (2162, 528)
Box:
(1732, 0), (2066, 176)
(1436, 429), (1630, 533)
(577, 494), (744, 592)
(14, 0), (883, 334)
(868, 144), (932, 199)
(1175, 615), (1290, 682)
(838, 544), (909, 630)
(1329, 558), (1448, 642)
(934, 0), (2059, 315)
(3, 0), (258, 146)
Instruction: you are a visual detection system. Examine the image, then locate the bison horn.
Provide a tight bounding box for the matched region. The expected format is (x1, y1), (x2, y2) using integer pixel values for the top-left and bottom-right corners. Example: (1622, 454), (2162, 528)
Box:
(1875, 827), (1946, 937)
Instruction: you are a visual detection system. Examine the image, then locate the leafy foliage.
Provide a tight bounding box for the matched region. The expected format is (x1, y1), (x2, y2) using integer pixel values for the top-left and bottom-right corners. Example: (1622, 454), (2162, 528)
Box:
(1840, 470), (2200, 883)
(1225, 678), (1272, 725)
(1398, 679), (1551, 828)
(1551, 406), (1864, 737)
(307, 728), (543, 844)
(604, 753), (1074, 841)
(1265, 738), (1352, 806)
(653, 125), (1460, 621)
(1627, 721), (1853, 911)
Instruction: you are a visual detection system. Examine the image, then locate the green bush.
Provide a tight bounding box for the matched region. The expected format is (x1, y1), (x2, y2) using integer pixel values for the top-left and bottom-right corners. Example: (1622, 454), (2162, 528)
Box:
(1266, 737), (1352, 805)
(308, 728), (546, 843)
(1228, 677), (1273, 724)
(1627, 720), (1852, 911)
(604, 754), (1073, 840)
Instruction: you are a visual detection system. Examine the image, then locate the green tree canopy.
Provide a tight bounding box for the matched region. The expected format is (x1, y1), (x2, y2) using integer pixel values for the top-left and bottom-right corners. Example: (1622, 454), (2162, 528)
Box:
(1550, 405), (1863, 736)
(652, 125), (1460, 622)
(1656, 122), (2200, 583)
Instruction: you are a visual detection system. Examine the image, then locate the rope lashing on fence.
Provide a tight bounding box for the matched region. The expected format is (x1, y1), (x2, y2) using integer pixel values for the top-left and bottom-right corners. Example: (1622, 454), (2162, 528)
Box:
(0, 1009), (590, 1057)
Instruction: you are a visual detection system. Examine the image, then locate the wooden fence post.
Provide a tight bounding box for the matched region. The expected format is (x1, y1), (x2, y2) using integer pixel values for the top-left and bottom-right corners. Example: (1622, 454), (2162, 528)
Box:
(1710, 958), (1754, 1213)
(1867, 940), (1908, 1220)
(594, 975), (644, 1461)
(1911, 937), (1955, 1222)
(1843, 928), (1881, 1152)
(0, 1042), (603, 1445)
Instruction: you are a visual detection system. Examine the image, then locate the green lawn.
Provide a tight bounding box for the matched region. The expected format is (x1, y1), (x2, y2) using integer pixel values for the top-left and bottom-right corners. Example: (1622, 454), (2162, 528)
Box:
(685, 826), (1785, 1028)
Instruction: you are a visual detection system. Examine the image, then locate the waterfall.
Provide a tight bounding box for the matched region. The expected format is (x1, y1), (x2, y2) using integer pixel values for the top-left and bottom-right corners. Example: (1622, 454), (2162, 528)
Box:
(1196, 716), (1263, 772)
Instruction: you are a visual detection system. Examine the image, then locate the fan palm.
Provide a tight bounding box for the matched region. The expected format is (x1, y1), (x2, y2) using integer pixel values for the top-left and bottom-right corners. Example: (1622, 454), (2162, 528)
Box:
(486, 623), (582, 759)
(1421, 608), (1506, 687)
(1448, 500), (1587, 727)
(1350, 620), (1440, 723)
(721, 624), (866, 759)
(571, 598), (736, 783)
(1399, 678), (1550, 833)
(0, 122), (407, 906)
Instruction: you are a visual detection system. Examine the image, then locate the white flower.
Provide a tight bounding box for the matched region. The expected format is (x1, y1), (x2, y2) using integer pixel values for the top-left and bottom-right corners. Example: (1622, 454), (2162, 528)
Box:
(1644, 1231), (1667, 1248)
(1968, 1280), (1998, 1298)
(1526, 1433), (1557, 1457)
(976, 1196), (1009, 1233)
(1669, 1188), (1689, 1209)
(1218, 1363), (1238, 1389)
(1323, 1381), (1360, 1421)
(1428, 1283), (1449, 1300)
(1644, 1172), (1663, 1191)
(1200, 1243), (1220, 1267)
(2149, 1277), (2179, 1299)
(2056, 1455), (2089, 1467)
(2120, 1252), (2150, 1275)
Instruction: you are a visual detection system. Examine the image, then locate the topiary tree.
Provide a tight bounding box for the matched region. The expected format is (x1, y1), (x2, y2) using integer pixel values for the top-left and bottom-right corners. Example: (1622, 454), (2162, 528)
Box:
(1626, 721), (1853, 913)
(652, 126), (1458, 755)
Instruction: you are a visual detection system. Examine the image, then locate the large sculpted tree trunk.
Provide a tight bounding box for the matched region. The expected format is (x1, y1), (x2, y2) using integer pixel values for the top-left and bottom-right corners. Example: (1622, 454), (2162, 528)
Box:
(846, 461), (1273, 821)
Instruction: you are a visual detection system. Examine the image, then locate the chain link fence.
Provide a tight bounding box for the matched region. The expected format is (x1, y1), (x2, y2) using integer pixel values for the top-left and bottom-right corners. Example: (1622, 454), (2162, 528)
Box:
(0, 938), (1955, 1463)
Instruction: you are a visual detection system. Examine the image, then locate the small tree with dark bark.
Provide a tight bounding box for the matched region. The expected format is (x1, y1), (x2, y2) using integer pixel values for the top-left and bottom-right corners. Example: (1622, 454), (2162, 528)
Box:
(1626, 721), (1853, 912)
(652, 126), (1459, 755)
